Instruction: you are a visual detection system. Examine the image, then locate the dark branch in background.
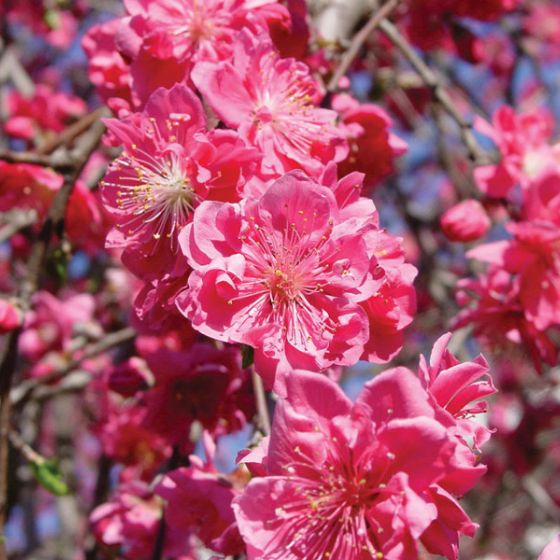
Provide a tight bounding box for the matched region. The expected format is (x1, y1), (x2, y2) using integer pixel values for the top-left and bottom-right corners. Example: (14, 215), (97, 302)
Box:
(0, 149), (74, 170)
(11, 326), (136, 408)
(327, 0), (401, 92)
(0, 111), (108, 558)
(252, 370), (271, 436)
(378, 18), (497, 166)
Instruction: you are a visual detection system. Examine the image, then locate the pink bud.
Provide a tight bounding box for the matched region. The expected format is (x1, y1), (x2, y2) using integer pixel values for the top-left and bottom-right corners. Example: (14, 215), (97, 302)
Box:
(441, 199), (490, 242)
(0, 300), (22, 334)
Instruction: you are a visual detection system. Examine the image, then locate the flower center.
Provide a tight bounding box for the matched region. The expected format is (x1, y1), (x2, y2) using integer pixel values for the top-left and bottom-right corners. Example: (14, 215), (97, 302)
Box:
(107, 147), (197, 247)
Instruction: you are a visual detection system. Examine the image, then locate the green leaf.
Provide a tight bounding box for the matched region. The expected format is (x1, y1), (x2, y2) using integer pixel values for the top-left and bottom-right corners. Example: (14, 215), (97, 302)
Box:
(44, 9), (61, 29)
(32, 460), (69, 496)
(241, 345), (254, 369)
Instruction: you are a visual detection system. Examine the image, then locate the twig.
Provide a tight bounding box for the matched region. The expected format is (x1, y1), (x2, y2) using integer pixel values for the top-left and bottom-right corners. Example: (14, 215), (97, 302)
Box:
(0, 116), (107, 558)
(327, 0), (401, 92)
(378, 18), (496, 166)
(37, 108), (109, 155)
(522, 474), (560, 523)
(0, 209), (37, 243)
(251, 370), (271, 436)
(8, 430), (44, 465)
(11, 327), (136, 408)
(0, 149), (73, 170)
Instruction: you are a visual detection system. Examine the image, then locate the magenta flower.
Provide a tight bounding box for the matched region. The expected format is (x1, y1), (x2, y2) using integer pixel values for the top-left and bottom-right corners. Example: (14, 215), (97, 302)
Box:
(233, 369), (481, 559)
(441, 199), (491, 243)
(157, 436), (244, 556)
(176, 171), (407, 389)
(474, 106), (560, 198)
(192, 31), (347, 178)
(101, 84), (258, 279)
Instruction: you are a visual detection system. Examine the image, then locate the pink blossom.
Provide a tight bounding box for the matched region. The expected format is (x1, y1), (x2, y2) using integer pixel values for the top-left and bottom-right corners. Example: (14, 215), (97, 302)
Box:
(141, 344), (254, 446)
(91, 482), (192, 559)
(157, 438), (244, 555)
(359, 229), (417, 364)
(192, 31), (347, 178)
(106, 357), (154, 397)
(177, 171), (415, 389)
(234, 369), (482, 559)
(97, 406), (170, 480)
(5, 85), (86, 142)
(101, 84), (258, 280)
(454, 268), (558, 369)
(82, 19), (134, 111)
(441, 199), (490, 242)
(539, 535), (560, 560)
(333, 93), (407, 191)
(468, 222), (560, 331)
(418, 333), (496, 501)
(474, 106), (560, 198)
(0, 162), (102, 247)
(110, 0), (289, 107)
(20, 292), (97, 362)
(120, 0), (287, 64)
(0, 300), (21, 334)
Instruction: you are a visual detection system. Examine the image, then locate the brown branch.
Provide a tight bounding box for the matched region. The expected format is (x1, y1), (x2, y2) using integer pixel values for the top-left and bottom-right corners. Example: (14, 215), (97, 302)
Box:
(0, 209), (37, 243)
(37, 107), (109, 155)
(0, 149), (73, 170)
(0, 115), (107, 558)
(11, 327), (136, 408)
(327, 0), (401, 92)
(251, 370), (271, 436)
(378, 18), (496, 166)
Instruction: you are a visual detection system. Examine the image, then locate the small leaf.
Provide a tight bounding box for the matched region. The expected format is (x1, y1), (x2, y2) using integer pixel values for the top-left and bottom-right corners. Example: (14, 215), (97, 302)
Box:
(241, 345), (254, 369)
(44, 9), (61, 29)
(32, 460), (69, 496)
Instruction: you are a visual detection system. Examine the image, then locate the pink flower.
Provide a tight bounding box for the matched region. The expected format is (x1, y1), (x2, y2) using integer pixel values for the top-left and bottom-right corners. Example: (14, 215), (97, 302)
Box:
(0, 300), (21, 334)
(474, 106), (560, 198)
(97, 406), (170, 480)
(418, 333), (496, 501)
(333, 93), (407, 191)
(5, 84), (86, 142)
(101, 84), (258, 280)
(177, 171), (411, 389)
(440, 199), (490, 242)
(106, 357), (154, 398)
(523, 4), (560, 62)
(141, 344), (254, 446)
(539, 535), (560, 560)
(192, 31), (347, 178)
(453, 268), (558, 369)
(20, 292), (97, 362)
(359, 229), (417, 364)
(467, 222), (560, 331)
(0, 162), (102, 248)
(233, 369), (482, 559)
(105, 0), (289, 108)
(82, 19), (134, 111)
(157, 436), (244, 555)
(91, 482), (192, 559)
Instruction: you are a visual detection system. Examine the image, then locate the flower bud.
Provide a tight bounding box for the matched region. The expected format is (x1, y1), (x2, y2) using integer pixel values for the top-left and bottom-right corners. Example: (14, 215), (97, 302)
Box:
(441, 199), (490, 242)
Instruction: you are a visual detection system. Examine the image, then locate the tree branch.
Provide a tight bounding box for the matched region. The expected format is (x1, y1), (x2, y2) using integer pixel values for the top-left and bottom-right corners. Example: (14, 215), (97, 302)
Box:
(327, 0), (401, 92)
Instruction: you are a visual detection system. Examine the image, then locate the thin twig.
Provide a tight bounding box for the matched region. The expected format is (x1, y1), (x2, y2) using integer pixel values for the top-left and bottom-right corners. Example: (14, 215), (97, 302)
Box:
(37, 107), (109, 155)
(327, 0), (401, 92)
(251, 370), (271, 436)
(378, 18), (496, 166)
(11, 327), (136, 408)
(0, 209), (37, 243)
(0, 115), (107, 558)
(0, 149), (73, 170)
